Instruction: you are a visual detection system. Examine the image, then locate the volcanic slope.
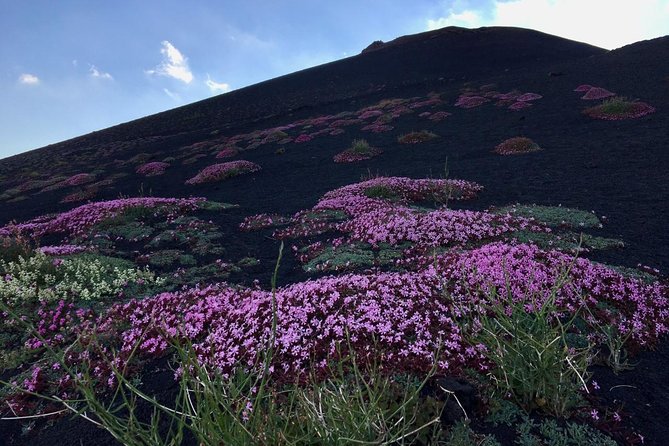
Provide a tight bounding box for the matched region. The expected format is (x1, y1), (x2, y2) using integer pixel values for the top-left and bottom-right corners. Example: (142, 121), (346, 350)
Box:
(1, 26), (668, 445)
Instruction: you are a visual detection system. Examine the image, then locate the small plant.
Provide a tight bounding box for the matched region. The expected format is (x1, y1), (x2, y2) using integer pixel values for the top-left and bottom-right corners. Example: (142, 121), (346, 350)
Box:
(0, 226), (33, 264)
(583, 97), (655, 120)
(351, 139), (371, 153)
(333, 139), (383, 163)
(455, 95), (489, 108)
(509, 101), (533, 111)
(185, 161), (261, 185)
(428, 111), (451, 122)
(294, 134), (313, 143)
(493, 137), (542, 155)
(136, 162), (169, 177)
(397, 130), (438, 144)
(446, 420), (502, 446)
(492, 204), (601, 228)
(361, 123), (394, 133)
(291, 336), (446, 444)
(0, 251), (162, 305)
(580, 87), (615, 100)
(516, 93), (542, 102)
(63, 173), (95, 187)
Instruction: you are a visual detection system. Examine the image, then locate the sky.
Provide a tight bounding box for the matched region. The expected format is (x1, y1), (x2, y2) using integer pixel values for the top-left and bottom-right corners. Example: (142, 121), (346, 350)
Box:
(2, 0), (668, 159)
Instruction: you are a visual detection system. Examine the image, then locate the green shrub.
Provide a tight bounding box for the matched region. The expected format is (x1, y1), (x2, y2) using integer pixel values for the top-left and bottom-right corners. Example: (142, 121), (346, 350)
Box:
(458, 270), (594, 417)
(351, 138), (372, 153)
(446, 420), (501, 446)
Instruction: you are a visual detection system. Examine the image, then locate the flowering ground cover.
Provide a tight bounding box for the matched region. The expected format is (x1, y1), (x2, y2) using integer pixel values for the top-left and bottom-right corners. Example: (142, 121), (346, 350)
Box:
(583, 97), (656, 120)
(136, 162), (170, 177)
(185, 160), (261, 185)
(1, 172), (665, 445)
(332, 139), (383, 163)
(493, 137), (542, 155)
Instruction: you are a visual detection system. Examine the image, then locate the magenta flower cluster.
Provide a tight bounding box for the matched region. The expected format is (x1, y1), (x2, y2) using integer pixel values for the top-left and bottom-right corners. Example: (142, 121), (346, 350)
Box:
(63, 173), (94, 187)
(136, 162), (170, 177)
(357, 110), (384, 120)
(87, 270), (469, 377)
(333, 147), (383, 163)
(185, 161), (261, 185)
(360, 123), (394, 133)
(580, 86), (616, 100)
(409, 98), (443, 109)
(516, 93), (543, 102)
(508, 101), (533, 111)
(38, 245), (88, 256)
(455, 95), (489, 109)
(215, 148), (239, 159)
(294, 134), (313, 143)
(337, 207), (543, 248)
(0, 197), (204, 238)
(64, 241), (667, 384)
(435, 242), (669, 347)
(239, 214), (291, 231)
(428, 111), (452, 122)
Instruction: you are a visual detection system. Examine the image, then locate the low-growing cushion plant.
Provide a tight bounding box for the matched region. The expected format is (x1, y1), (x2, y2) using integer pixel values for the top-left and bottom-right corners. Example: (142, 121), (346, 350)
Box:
(135, 161), (170, 177)
(493, 137), (542, 155)
(0, 251), (162, 305)
(333, 139), (383, 163)
(185, 160), (261, 185)
(583, 97), (656, 120)
(397, 130), (438, 144)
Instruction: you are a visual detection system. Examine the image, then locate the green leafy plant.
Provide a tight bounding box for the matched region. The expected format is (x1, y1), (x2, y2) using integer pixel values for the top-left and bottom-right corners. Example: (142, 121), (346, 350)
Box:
(492, 205), (601, 229)
(295, 345), (444, 445)
(457, 263), (594, 417)
(351, 138), (372, 153)
(445, 420), (502, 446)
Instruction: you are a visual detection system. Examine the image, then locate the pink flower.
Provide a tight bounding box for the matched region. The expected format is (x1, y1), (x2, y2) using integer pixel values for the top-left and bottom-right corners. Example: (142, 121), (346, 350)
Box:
(136, 162), (170, 177)
(454, 95), (489, 109)
(185, 161), (261, 185)
(294, 134), (313, 143)
(516, 92), (542, 101)
(581, 87), (615, 100)
(63, 173), (94, 186)
(215, 147), (240, 159)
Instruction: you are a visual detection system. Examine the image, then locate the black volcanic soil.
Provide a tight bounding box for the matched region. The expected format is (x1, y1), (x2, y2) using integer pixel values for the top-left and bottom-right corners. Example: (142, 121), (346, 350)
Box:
(1, 27), (668, 445)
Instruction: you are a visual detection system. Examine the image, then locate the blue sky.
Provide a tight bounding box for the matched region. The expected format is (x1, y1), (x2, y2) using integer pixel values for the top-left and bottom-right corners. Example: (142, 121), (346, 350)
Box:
(2, 0), (668, 159)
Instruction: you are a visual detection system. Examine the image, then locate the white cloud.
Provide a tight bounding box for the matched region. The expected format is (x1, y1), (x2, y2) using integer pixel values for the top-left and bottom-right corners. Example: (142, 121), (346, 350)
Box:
(163, 88), (181, 101)
(427, 10), (485, 30)
(426, 0), (669, 50)
(147, 40), (194, 84)
(18, 73), (40, 85)
(89, 65), (113, 80)
(205, 75), (230, 93)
